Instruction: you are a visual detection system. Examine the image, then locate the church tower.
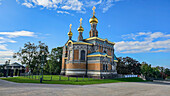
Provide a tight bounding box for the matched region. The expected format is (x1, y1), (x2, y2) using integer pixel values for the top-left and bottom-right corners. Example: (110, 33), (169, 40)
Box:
(77, 18), (84, 41)
(89, 6), (98, 37)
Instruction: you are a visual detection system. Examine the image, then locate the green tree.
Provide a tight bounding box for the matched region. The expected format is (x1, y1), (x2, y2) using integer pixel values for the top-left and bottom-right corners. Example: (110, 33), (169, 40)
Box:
(140, 62), (164, 79)
(141, 62), (152, 78)
(117, 57), (130, 74)
(47, 47), (63, 75)
(14, 41), (49, 74)
(117, 57), (141, 75)
(165, 68), (170, 76)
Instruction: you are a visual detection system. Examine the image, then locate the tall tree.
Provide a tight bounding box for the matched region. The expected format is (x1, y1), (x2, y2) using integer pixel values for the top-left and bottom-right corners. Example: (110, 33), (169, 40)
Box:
(117, 57), (141, 75)
(117, 57), (130, 74)
(47, 47), (63, 74)
(13, 41), (49, 74)
(165, 68), (170, 76)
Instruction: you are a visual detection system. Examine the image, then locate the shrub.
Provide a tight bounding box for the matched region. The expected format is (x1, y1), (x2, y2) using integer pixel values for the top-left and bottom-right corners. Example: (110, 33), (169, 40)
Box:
(0, 73), (4, 77)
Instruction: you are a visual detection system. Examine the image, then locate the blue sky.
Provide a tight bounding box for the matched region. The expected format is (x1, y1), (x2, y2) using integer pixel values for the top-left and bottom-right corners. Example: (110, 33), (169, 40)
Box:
(0, 0), (170, 68)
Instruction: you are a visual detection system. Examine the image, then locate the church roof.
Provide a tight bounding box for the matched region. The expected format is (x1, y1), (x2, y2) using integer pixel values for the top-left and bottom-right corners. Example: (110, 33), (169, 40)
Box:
(114, 54), (118, 62)
(84, 37), (115, 45)
(87, 52), (112, 58)
(65, 40), (93, 46)
(87, 52), (118, 62)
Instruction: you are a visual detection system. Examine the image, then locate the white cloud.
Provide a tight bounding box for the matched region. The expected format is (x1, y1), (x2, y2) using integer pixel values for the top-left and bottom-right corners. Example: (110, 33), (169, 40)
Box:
(0, 50), (14, 57)
(148, 32), (170, 41)
(122, 32), (170, 41)
(57, 11), (70, 14)
(0, 30), (36, 38)
(19, 0), (83, 11)
(0, 50), (18, 64)
(17, 0), (122, 14)
(0, 37), (16, 43)
(102, 0), (114, 13)
(0, 30), (36, 64)
(0, 44), (7, 50)
(115, 32), (170, 53)
(61, 0), (83, 11)
(85, 0), (102, 7)
(22, 2), (34, 8)
(99, 0), (122, 13)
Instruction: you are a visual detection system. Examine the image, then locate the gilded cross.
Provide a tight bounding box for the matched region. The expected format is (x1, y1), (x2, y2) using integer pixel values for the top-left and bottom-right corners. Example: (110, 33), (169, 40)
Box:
(80, 18), (82, 26)
(69, 24), (72, 30)
(92, 6), (96, 16)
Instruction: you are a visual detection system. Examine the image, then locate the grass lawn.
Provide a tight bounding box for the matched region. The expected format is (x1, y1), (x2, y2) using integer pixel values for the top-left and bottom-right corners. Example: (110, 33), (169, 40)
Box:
(167, 76), (170, 79)
(0, 75), (146, 85)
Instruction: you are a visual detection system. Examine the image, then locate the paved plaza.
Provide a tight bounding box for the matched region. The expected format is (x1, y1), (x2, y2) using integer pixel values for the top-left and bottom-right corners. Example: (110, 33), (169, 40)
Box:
(0, 79), (170, 96)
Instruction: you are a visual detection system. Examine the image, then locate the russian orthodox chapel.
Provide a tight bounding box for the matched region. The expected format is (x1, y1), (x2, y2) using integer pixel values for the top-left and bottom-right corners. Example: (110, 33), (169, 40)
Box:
(61, 6), (118, 78)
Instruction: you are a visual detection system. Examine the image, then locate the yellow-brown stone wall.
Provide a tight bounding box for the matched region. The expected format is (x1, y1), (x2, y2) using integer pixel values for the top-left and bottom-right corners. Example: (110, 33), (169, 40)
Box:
(88, 63), (101, 70)
(101, 46), (103, 52)
(62, 58), (65, 69)
(108, 49), (111, 56)
(66, 63), (86, 69)
(99, 45), (103, 53)
(108, 64), (112, 70)
(74, 50), (79, 60)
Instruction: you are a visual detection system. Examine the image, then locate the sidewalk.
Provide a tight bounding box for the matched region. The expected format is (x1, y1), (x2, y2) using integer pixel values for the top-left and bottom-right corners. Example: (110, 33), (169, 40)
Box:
(153, 80), (170, 84)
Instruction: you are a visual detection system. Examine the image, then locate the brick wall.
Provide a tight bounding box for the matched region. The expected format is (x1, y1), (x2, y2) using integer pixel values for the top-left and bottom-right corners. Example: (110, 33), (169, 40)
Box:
(88, 63), (101, 70)
(108, 64), (112, 70)
(62, 57), (65, 69)
(74, 50), (79, 60)
(108, 49), (111, 56)
(66, 63), (86, 69)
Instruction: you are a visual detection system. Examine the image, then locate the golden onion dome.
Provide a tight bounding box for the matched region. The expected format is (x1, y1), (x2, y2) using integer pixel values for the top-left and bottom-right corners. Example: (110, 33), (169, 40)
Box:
(68, 24), (73, 36)
(89, 16), (98, 24)
(77, 26), (84, 32)
(68, 31), (73, 36)
(89, 6), (98, 24)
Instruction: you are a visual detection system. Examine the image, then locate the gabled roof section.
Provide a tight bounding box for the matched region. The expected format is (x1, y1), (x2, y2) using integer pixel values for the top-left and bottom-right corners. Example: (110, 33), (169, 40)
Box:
(114, 54), (118, 62)
(65, 40), (93, 46)
(10, 62), (22, 66)
(84, 37), (115, 45)
(87, 52), (112, 58)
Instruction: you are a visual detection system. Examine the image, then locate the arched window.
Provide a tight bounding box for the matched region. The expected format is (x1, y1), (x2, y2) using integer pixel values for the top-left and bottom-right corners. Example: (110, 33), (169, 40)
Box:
(103, 64), (108, 71)
(103, 64), (105, 70)
(80, 50), (85, 61)
(106, 64), (108, 70)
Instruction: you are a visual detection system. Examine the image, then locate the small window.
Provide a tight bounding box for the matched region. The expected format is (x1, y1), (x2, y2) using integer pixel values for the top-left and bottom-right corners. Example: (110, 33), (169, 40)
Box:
(65, 51), (67, 57)
(103, 64), (108, 70)
(103, 64), (105, 70)
(80, 50), (85, 61)
(106, 64), (108, 70)
(68, 51), (70, 60)
(68, 50), (72, 60)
